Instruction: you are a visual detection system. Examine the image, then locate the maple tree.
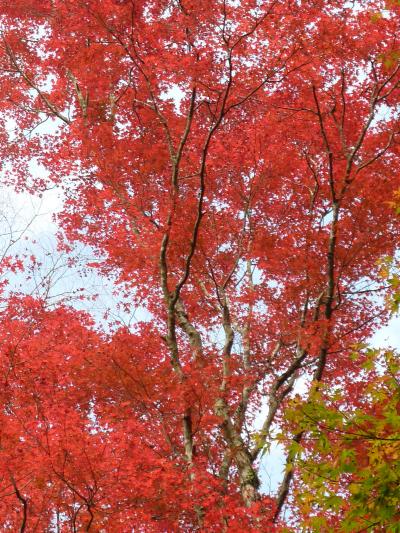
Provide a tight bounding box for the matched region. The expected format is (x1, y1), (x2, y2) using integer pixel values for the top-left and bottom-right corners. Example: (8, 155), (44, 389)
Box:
(287, 348), (400, 531)
(0, 0), (399, 530)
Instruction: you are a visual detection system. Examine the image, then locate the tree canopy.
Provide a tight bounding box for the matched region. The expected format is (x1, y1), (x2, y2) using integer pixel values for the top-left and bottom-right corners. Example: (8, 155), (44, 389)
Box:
(0, 0), (399, 530)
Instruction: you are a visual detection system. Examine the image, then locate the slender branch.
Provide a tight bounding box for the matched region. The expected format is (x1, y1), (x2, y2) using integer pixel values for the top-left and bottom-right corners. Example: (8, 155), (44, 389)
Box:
(9, 474), (28, 533)
(3, 40), (70, 124)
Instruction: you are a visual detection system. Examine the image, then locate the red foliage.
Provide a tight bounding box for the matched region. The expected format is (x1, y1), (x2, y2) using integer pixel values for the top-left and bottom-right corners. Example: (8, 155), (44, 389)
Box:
(0, 0), (398, 530)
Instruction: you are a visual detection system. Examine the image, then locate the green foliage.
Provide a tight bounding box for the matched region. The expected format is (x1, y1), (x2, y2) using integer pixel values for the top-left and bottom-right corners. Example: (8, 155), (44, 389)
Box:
(288, 351), (400, 531)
